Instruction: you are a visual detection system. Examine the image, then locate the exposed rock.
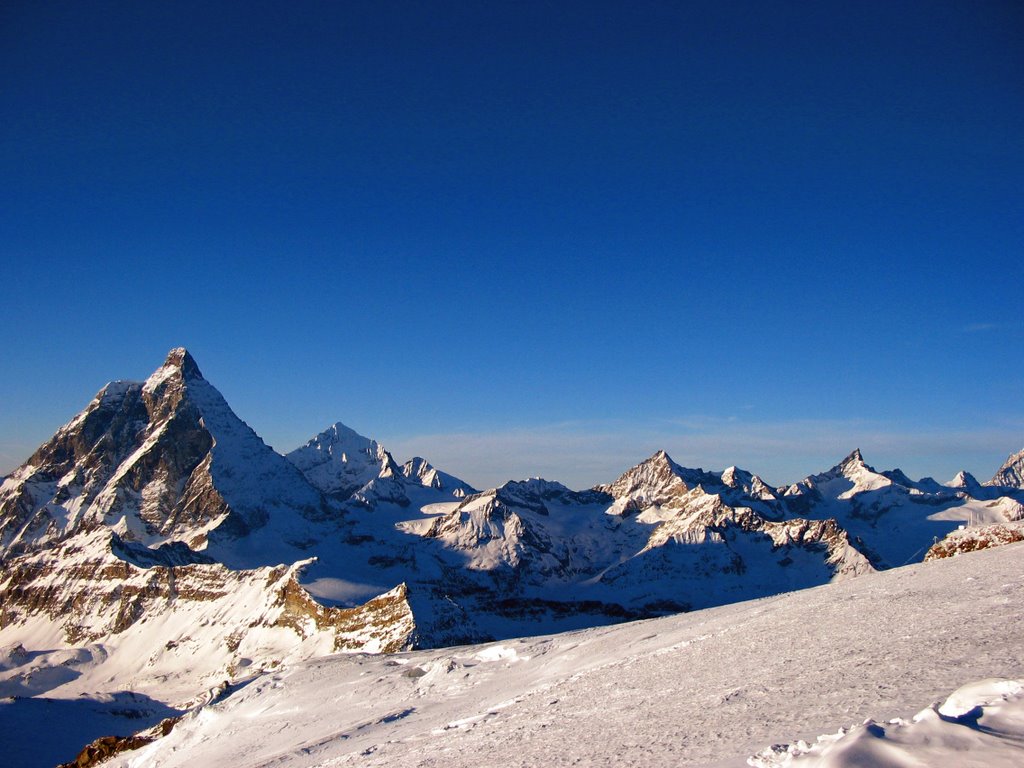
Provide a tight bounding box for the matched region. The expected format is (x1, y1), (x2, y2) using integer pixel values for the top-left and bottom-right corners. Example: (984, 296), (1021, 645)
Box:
(924, 522), (1024, 561)
(0, 347), (330, 560)
(58, 733), (154, 768)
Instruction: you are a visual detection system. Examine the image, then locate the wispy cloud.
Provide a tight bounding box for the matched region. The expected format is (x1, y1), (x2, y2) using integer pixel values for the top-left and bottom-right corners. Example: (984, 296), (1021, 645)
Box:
(962, 322), (1000, 333)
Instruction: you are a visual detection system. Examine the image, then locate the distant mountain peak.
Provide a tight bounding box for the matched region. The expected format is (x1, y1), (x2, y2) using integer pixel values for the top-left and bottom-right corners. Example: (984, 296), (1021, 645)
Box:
(842, 447), (864, 465)
(321, 421), (369, 442)
(948, 470), (982, 490)
(989, 447), (1024, 489)
(828, 448), (869, 477)
(595, 449), (699, 508)
(142, 347), (204, 397)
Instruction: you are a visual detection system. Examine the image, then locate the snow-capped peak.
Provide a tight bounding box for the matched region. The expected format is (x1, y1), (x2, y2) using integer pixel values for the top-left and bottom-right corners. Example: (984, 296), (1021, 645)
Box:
(164, 347), (203, 379)
(301, 422), (379, 459)
(286, 422), (399, 501)
(0, 348), (328, 560)
(988, 447), (1024, 489)
(815, 449), (887, 486)
(142, 347), (203, 393)
(948, 470), (981, 489)
(830, 448), (867, 476)
(793, 449), (893, 502)
(596, 450), (721, 509)
(401, 457), (474, 496)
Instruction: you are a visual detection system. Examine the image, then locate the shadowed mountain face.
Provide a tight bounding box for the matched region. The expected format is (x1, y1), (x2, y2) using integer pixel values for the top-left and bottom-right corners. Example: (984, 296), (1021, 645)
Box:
(0, 348), (329, 559)
(0, 349), (1020, 715)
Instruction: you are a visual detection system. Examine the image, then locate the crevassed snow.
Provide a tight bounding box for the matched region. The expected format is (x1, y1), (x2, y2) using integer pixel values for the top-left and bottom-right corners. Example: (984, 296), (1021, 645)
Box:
(98, 542), (1024, 768)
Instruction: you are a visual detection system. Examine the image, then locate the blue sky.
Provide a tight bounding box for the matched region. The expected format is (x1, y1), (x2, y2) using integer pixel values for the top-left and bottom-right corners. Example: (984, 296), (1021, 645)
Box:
(1, 1), (1022, 489)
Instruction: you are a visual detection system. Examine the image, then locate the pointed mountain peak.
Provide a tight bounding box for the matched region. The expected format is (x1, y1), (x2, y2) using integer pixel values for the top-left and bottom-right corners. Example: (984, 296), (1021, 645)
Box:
(142, 348), (206, 397)
(163, 347), (203, 380)
(949, 470), (980, 489)
(304, 422), (382, 454)
(286, 421), (396, 501)
(720, 465), (759, 490)
(323, 421), (368, 440)
(721, 465), (742, 484)
(293, 422), (379, 459)
(829, 448), (868, 476)
(403, 456), (431, 474)
(596, 449), (702, 506)
(988, 447), (1024, 489)
(640, 449), (676, 469)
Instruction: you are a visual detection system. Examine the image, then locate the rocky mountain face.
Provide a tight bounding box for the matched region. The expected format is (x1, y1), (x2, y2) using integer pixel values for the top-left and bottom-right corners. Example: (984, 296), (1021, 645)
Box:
(989, 448), (1024, 489)
(0, 349), (329, 561)
(0, 350), (426, 708)
(925, 520), (1024, 561)
(0, 348), (1020, 723)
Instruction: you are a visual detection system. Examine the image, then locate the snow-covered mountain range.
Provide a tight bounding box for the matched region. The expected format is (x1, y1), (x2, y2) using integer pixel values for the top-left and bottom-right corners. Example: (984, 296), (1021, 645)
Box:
(1, 348), (1021, 766)
(72, 540), (1024, 768)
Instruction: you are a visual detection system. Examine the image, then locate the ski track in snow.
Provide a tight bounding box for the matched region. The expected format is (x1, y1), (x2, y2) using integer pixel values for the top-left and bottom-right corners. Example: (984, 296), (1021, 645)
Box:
(107, 543), (1024, 768)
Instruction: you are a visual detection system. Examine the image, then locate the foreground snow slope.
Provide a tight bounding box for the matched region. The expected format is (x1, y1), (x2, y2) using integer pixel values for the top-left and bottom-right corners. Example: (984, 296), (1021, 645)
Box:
(109, 542), (1024, 768)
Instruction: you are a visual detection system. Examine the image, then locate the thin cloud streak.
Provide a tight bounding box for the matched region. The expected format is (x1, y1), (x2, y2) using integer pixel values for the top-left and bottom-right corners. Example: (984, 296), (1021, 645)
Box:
(962, 323), (1000, 333)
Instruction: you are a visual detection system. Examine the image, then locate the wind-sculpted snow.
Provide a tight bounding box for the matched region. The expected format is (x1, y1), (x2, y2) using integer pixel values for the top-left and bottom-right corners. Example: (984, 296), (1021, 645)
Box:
(750, 678), (1024, 768)
(97, 542), (1024, 768)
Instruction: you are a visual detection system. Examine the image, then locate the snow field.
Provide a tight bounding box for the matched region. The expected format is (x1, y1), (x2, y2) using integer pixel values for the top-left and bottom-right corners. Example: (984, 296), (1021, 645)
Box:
(107, 542), (1024, 768)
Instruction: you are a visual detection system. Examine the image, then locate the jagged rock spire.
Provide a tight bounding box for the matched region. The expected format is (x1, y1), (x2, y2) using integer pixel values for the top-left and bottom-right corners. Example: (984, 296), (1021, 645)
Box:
(163, 347), (204, 380)
(829, 448), (867, 476)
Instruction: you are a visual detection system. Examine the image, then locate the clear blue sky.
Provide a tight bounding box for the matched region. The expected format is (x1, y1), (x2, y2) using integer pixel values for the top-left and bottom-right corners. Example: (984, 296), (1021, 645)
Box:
(2, 1), (1022, 489)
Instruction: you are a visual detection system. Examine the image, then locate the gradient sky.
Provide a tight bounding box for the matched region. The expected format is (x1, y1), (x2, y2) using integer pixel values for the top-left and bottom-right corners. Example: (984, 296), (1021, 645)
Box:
(2, 1), (1022, 489)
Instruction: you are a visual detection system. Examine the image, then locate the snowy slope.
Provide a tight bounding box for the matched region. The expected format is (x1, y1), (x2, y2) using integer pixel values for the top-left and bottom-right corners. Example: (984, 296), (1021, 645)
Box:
(93, 542), (1024, 768)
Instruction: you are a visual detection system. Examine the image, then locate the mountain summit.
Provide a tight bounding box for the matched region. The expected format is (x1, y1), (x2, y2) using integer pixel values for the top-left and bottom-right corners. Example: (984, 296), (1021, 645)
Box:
(286, 421), (401, 502)
(0, 347), (328, 560)
(162, 346), (203, 379)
